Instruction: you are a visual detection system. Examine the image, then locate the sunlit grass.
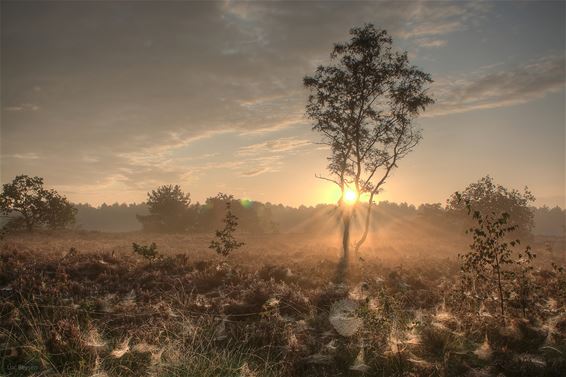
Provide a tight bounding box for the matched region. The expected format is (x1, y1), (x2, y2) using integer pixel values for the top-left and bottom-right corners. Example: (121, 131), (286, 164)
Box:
(1, 232), (565, 376)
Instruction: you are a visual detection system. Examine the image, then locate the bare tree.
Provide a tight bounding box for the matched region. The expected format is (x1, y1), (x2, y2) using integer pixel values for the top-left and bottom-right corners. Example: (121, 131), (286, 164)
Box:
(304, 25), (433, 267)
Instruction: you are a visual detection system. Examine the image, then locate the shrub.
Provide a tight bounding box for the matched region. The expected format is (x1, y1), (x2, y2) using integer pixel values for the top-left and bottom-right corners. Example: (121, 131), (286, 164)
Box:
(456, 192), (537, 322)
(132, 242), (160, 262)
(209, 193), (244, 257)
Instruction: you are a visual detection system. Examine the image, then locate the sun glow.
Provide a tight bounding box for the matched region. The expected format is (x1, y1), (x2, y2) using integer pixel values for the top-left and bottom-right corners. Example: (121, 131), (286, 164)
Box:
(343, 189), (358, 204)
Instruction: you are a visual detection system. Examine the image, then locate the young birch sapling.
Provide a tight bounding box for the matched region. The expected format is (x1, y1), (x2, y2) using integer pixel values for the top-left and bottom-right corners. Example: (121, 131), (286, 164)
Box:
(209, 193), (245, 257)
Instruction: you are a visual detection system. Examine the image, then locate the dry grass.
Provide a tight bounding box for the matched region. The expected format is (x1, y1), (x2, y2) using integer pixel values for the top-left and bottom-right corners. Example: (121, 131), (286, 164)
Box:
(1, 231), (565, 376)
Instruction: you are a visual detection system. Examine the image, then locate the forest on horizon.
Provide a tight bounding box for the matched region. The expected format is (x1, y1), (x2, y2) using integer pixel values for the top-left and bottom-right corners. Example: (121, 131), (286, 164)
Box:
(70, 198), (564, 236)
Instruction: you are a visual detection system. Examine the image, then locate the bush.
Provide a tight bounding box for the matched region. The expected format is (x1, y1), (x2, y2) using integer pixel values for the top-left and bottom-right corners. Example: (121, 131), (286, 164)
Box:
(209, 193), (244, 257)
(456, 192), (537, 322)
(132, 242), (160, 262)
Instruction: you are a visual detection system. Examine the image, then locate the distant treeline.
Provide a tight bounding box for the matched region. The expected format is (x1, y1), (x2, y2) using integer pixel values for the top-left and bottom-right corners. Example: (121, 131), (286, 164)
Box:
(74, 203), (148, 233)
(73, 201), (565, 236)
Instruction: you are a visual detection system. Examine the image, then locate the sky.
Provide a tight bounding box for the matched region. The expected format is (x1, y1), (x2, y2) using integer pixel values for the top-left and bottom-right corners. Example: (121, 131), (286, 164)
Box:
(1, 0), (564, 208)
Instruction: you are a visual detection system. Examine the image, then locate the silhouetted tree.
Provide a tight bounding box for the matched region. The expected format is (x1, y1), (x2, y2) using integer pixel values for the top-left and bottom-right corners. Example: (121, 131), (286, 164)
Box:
(304, 24), (433, 267)
(197, 196), (267, 234)
(197, 195), (233, 232)
(0, 175), (76, 231)
(42, 189), (78, 229)
(140, 185), (192, 232)
(447, 176), (535, 239)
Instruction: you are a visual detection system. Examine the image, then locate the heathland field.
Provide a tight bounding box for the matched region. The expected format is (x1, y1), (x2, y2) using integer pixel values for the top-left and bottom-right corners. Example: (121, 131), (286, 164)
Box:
(1, 231), (565, 376)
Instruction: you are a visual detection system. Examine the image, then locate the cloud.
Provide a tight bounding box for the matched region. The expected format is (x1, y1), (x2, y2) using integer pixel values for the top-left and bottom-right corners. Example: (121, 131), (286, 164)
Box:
(1, 1), (484, 159)
(238, 137), (311, 156)
(429, 55), (565, 117)
(241, 167), (270, 177)
(404, 21), (462, 38)
(0, 0), (500, 201)
(4, 103), (39, 112)
(3, 153), (40, 160)
(414, 38), (447, 48)
(398, 1), (490, 39)
(234, 154), (284, 177)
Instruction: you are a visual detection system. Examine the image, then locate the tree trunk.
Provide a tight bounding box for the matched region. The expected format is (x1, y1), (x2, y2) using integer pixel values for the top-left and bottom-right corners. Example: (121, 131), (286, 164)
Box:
(24, 214), (33, 232)
(342, 211), (351, 265)
(335, 209), (351, 283)
(494, 253), (505, 324)
(354, 192), (375, 254)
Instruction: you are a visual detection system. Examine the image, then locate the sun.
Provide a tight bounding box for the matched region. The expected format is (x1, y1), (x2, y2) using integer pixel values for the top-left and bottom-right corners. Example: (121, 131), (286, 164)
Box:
(343, 189), (358, 204)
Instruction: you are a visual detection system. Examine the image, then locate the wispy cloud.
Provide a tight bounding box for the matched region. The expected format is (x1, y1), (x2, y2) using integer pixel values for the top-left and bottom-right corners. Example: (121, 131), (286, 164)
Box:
(404, 21), (462, 39)
(238, 137), (311, 156)
(239, 155), (284, 177)
(241, 167), (270, 177)
(4, 153), (41, 160)
(399, 1), (490, 40)
(4, 103), (39, 112)
(428, 55), (565, 117)
(414, 38), (447, 48)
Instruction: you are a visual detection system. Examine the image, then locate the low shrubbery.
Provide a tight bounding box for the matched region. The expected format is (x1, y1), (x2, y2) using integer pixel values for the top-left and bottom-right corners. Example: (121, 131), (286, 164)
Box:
(1, 243), (564, 376)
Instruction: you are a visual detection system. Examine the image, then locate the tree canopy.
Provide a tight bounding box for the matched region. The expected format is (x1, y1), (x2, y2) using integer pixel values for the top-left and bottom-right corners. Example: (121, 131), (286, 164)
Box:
(142, 184), (193, 232)
(447, 175), (536, 238)
(0, 175), (77, 231)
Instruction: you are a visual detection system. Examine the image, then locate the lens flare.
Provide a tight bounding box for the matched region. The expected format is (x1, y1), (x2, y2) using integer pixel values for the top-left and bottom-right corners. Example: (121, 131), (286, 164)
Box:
(240, 198), (253, 208)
